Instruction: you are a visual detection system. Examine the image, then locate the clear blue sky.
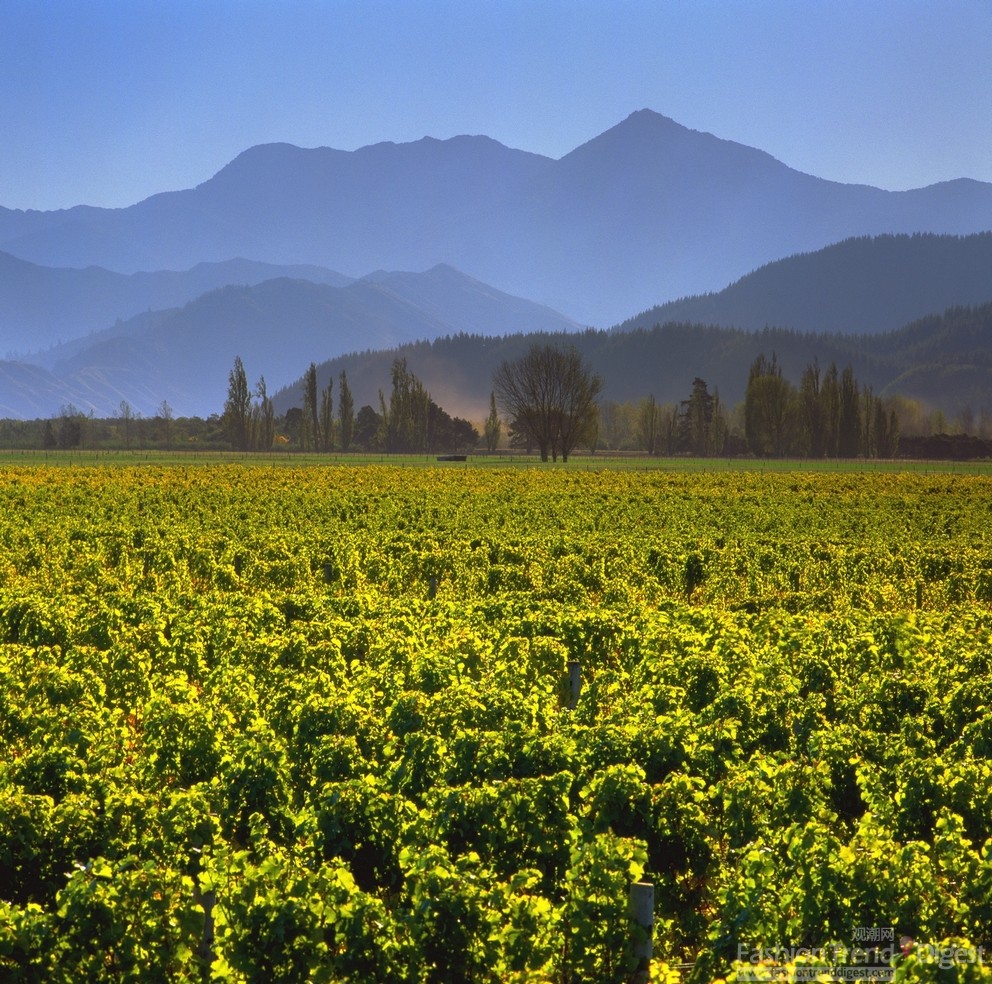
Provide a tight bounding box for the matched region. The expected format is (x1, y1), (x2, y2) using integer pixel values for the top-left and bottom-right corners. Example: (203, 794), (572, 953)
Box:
(2, 0), (991, 211)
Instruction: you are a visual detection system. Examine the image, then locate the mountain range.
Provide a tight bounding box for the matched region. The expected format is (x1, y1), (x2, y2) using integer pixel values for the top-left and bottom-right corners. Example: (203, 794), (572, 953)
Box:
(1, 110), (992, 421)
(0, 253), (350, 356)
(3, 109), (992, 328)
(2, 229), (988, 421)
(0, 265), (581, 418)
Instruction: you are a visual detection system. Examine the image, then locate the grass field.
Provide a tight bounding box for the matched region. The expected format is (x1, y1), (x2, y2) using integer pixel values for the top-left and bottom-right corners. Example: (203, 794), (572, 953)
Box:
(2, 446), (991, 473)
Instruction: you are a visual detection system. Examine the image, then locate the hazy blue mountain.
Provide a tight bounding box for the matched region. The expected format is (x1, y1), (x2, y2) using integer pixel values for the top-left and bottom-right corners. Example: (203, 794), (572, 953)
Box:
(357, 263), (583, 336)
(0, 266), (582, 419)
(615, 233), (992, 336)
(3, 110), (992, 326)
(0, 135), (552, 287)
(0, 252), (351, 356)
(0, 360), (94, 419)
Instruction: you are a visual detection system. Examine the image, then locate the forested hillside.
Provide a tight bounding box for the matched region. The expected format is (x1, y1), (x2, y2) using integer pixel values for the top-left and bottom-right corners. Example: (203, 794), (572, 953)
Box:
(273, 304), (992, 423)
(616, 233), (992, 336)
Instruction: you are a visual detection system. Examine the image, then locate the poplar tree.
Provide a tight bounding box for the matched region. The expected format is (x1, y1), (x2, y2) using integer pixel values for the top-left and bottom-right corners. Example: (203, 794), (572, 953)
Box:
(320, 376), (335, 452)
(820, 363), (841, 457)
(158, 400), (173, 451)
(637, 394), (660, 454)
(838, 366), (861, 457)
(484, 391), (501, 452)
(799, 362), (823, 457)
(744, 354), (794, 457)
(338, 371), (354, 451)
(387, 358), (431, 452)
(224, 356), (251, 451)
(302, 362), (320, 451)
(253, 376), (275, 451)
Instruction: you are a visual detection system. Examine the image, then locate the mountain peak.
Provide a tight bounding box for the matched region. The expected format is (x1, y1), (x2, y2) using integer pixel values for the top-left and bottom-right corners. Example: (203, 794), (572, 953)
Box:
(205, 142), (343, 184)
(558, 108), (706, 163)
(5, 110), (992, 330)
(623, 108), (685, 128)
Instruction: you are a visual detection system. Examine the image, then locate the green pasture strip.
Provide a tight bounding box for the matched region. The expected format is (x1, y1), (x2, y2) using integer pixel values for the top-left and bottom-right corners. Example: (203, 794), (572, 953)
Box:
(1, 446), (991, 473)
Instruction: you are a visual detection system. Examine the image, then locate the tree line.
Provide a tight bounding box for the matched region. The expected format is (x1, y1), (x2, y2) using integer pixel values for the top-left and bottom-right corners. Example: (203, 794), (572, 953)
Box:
(223, 344), (604, 460)
(223, 356), (478, 454)
(0, 401), (228, 452)
(594, 358), (898, 458)
(2, 343), (977, 457)
(490, 344), (908, 460)
(593, 353), (990, 458)
(744, 355), (898, 458)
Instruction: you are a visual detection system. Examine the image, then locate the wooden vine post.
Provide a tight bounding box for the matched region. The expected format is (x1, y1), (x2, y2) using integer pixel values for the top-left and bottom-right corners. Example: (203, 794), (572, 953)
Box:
(567, 659), (582, 709)
(629, 880), (654, 983)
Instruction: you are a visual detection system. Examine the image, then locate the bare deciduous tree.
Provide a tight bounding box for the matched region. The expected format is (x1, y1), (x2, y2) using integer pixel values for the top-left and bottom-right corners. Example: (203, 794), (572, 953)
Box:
(493, 344), (602, 462)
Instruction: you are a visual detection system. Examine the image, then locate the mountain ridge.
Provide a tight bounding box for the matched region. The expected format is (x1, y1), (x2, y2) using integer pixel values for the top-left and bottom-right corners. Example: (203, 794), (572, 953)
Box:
(616, 232), (992, 336)
(3, 109), (991, 325)
(0, 265), (583, 419)
(4, 231), (992, 422)
(0, 251), (352, 356)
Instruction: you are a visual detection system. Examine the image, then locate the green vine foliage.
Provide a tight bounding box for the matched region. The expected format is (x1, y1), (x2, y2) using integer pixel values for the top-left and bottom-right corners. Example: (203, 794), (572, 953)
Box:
(0, 466), (991, 981)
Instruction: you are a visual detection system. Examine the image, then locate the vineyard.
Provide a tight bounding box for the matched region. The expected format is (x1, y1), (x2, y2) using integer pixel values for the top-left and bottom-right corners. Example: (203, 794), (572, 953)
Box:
(1, 463), (991, 982)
